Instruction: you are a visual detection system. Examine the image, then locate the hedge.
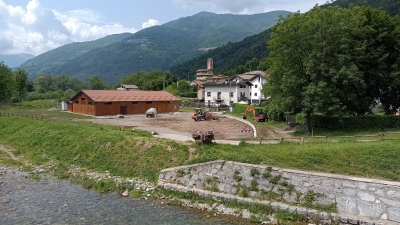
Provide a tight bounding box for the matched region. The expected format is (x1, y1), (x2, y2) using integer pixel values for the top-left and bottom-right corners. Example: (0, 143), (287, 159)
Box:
(311, 115), (400, 130)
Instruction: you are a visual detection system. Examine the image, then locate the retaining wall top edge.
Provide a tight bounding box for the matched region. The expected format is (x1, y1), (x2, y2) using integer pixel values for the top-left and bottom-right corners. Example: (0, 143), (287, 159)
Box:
(163, 160), (400, 187)
(160, 160), (225, 172)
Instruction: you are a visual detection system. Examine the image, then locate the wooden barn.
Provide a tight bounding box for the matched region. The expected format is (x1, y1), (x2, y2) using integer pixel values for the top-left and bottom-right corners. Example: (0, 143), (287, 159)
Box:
(68, 90), (180, 116)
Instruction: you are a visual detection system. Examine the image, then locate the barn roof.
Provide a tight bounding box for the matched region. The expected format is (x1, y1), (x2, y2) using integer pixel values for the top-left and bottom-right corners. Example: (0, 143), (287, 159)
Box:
(73, 90), (181, 102)
(118, 84), (139, 89)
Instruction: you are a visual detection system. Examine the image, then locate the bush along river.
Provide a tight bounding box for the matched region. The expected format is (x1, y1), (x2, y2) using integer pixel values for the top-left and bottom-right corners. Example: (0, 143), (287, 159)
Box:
(0, 166), (253, 225)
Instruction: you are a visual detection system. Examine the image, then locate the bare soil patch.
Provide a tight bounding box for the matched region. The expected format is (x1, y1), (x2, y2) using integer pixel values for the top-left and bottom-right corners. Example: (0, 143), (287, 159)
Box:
(93, 112), (254, 140)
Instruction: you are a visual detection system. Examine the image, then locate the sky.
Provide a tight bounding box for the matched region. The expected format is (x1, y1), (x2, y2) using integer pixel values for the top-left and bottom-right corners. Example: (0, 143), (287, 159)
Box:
(0, 0), (329, 56)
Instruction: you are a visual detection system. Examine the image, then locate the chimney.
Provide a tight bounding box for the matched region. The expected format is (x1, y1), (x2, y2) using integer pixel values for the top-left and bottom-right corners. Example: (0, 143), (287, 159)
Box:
(207, 58), (213, 71)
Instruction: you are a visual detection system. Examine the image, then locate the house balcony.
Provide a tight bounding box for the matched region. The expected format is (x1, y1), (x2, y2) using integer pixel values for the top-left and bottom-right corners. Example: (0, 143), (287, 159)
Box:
(213, 96), (224, 102)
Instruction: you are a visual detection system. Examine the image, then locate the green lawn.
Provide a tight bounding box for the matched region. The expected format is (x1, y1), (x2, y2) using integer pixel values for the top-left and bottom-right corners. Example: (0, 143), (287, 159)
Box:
(1, 101), (400, 183)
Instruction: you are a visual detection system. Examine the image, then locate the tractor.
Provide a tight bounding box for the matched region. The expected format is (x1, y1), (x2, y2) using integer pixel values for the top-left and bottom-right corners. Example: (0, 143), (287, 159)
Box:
(191, 108), (215, 121)
(243, 107), (267, 122)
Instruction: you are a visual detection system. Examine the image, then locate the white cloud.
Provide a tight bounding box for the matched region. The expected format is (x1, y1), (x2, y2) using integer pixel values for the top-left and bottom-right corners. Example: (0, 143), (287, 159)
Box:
(172, 0), (264, 14)
(142, 19), (160, 29)
(0, 0), (137, 56)
(172, 0), (328, 14)
(65, 9), (103, 24)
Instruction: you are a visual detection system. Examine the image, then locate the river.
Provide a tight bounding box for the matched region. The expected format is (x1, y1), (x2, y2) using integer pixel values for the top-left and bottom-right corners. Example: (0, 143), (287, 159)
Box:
(0, 168), (252, 225)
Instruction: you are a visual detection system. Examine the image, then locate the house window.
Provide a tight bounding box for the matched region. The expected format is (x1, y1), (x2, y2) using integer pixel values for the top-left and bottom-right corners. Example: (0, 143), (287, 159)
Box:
(146, 101), (152, 104)
(250, 92), (251, 96)
(255, 85), (258, 88)
(75, 101), (79, 104)
(254, 93), (258, 97)
(207, 92), (211, 97)
(104, 102), (112, 105)
(230, 92), (233, 97)
(132, 102), (139, 104)
(81, 98), (86, 101)
(88, 102), (92, 105)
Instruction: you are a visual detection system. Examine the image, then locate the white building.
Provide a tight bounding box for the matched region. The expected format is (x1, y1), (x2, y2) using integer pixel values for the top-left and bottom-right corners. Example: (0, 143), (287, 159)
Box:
(203, 80), (253, 107)
(231, 71), (267, 105)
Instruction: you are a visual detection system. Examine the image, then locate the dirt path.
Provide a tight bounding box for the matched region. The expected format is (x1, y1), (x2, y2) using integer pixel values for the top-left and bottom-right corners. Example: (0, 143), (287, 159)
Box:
(0, 145), (29, 166)
(93, 112), (255, 140)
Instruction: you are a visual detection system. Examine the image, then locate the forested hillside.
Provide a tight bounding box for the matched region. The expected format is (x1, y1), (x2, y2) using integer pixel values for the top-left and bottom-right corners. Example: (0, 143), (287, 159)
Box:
(170, 29), (271, 80)
(0, 53), (34, 68)
(21, 33), (133, 80)
(327, 0), (400, 16)
(20, 11), (289, 83)
(171, 0), (400, 79)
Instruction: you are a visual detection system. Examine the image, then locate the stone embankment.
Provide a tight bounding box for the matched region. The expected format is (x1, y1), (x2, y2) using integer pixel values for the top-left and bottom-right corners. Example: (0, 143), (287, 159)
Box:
(158, 160), (400, 224)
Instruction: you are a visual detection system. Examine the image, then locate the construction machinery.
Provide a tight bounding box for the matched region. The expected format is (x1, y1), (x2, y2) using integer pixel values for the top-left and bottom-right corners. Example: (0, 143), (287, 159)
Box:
(243, 107), (267, 122)
(191, 108), (215, 121)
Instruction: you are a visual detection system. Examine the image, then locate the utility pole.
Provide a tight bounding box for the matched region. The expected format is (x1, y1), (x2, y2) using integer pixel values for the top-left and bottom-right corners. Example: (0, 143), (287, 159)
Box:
(137, 67), (140, 86)
(163, 73), (165, 90)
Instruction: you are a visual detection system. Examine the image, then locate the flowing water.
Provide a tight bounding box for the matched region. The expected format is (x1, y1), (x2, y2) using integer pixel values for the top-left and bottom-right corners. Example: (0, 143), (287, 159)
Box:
(0, 168), (251, 225)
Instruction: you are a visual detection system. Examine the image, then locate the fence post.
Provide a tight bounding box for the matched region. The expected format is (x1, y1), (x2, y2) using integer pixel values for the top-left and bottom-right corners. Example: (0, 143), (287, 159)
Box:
(325, 136), (328, 142)
(380, 133), (384, 141)
(259, 138), (263, 145)
(354, 135), (357, 142)
(301, 137), (304, 145)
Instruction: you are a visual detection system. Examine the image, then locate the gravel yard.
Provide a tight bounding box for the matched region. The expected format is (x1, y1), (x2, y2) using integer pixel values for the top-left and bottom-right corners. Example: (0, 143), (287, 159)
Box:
(93, 112), (254, 140)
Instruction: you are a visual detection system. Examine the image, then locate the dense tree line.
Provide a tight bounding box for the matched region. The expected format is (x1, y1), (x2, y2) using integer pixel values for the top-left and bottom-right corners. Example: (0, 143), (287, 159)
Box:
(0, 61), (189, 104)
(263, 5), (400, 132)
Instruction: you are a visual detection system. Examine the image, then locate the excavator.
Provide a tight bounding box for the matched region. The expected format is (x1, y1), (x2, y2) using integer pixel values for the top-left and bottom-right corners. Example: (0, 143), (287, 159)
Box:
(191, 108), (215, 121)
(243, 107), (267, 122)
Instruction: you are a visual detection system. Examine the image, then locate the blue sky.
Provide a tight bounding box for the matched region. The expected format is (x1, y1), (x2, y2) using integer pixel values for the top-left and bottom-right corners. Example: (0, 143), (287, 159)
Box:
(0, 0), (329, 55)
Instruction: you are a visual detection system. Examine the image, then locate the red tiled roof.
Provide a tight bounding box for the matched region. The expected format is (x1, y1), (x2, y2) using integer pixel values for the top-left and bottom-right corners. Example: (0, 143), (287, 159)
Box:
(191, 80), (205, 87)
(80, 90), (181, 102)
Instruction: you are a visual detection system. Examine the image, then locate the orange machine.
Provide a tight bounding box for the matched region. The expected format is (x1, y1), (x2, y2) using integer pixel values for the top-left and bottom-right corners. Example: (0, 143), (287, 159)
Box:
(243, 107), (267, 122)
(191, 108), (215, 121)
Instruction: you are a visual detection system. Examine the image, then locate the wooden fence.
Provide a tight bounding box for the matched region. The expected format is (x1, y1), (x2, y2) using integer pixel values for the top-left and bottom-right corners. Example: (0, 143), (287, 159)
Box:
(255, 132), (400, 144)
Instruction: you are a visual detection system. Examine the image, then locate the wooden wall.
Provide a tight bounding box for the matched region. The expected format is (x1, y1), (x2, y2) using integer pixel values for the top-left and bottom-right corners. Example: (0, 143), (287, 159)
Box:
(70, 92), (95, 116)
(69, 92), (180, 116)
(94, 101), (179, 116)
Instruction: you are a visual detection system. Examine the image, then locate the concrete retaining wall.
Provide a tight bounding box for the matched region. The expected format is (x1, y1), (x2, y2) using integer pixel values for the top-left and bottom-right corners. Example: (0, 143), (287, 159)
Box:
(158, 160), (400, 224)
(224, 115), (257, 137)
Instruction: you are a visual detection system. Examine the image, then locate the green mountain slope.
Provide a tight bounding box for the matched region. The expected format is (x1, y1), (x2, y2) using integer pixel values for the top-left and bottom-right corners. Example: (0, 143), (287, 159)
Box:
(171, 0), (400, 79)
(20, 11), (289, 83)
(21, 33), (133, 80)
(327, 0), (400, 16)
(170, 29), (272, 80)
(0, 53), (34, 68)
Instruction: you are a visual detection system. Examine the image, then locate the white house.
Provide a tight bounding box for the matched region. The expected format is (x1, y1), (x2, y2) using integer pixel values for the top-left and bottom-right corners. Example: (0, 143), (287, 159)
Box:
(231, 71), (267, 105)
(203, 80), (253, 107)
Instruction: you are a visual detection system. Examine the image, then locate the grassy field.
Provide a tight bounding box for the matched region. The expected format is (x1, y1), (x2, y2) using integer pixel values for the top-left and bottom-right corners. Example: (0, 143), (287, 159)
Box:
(1, 100), (400, 183)
(1, 101), (400, 224)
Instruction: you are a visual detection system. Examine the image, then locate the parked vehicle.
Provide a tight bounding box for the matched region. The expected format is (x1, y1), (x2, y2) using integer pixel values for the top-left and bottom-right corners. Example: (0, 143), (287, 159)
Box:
(145, 108), (158, 117)
(242, 107), (267, 122)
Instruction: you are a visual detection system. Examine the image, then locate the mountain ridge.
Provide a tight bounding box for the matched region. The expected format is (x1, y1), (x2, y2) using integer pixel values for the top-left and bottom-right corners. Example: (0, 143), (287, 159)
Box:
(20, 10), (290, 83)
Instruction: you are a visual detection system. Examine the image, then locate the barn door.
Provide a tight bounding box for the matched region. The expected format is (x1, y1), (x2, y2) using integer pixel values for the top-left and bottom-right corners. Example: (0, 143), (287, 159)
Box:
(120, 106), (127, 115)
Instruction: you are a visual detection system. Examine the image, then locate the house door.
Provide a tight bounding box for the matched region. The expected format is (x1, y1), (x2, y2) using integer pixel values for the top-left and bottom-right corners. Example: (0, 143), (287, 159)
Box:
(120, 106), (127, 115)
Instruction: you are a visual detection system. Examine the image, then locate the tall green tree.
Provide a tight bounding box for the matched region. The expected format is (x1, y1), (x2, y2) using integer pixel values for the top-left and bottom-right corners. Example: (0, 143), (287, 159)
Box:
(356, 7), (400, 114)
(263, 6), (400, 132)
(14, 68), (28, 102)
(0, 62), (15, 104)
(33, 74), (54, 93)
(89, 75), (109, 90)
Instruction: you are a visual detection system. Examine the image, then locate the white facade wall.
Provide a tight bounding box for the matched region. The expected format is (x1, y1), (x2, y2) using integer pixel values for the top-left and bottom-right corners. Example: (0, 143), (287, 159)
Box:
(249, 76), (267, 105)
(204, 83), (250, 106)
